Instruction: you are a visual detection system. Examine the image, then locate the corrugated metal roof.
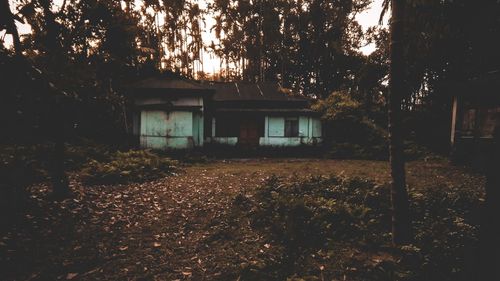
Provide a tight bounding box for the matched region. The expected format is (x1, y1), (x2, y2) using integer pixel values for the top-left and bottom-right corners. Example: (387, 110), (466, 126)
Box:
(133, 76), (209, 90)
(215, 108), (316, 113)
(132, 76), (309, 102)
(208, 82), (308, 101)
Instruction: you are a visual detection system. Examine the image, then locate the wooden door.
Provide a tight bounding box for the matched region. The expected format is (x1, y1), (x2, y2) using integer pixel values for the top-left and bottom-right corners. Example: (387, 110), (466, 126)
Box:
(239, 119), (259, 146)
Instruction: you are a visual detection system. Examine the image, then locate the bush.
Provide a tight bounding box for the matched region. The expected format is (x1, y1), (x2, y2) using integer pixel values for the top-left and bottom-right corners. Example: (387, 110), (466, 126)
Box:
(314, 91), (438, 161)
(0, 146), (43, 218)
(64, 140), (113, 170)
(326, 139), (434, 161)
(326, 142), (388, 160)
(80, 150), (178, 185)
(234, 175), (482, 281)
(250, 176), (389, 252)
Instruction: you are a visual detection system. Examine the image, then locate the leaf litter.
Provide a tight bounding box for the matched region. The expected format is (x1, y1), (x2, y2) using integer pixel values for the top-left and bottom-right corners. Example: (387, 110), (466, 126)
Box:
(0, 158), (483, 280)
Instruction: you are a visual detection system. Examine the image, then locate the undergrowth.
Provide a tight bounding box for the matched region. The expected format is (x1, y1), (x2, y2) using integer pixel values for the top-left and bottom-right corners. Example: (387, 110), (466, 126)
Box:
(232, 175), (482, 281)
(81, 150), (178, 185)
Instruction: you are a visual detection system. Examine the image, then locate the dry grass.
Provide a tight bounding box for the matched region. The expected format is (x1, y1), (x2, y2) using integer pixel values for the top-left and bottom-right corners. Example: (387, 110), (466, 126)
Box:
(188, 158), (483, 190)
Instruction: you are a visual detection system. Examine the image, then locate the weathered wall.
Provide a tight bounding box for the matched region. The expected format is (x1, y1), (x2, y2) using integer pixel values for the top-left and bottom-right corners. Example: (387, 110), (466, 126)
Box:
(140, 110), (201, 149)
(209, 137), (239, 145)
(207, 115), (322, 146)
(268, 117), (285, 137)
(134, 94), (322, 148)
(260, 115), (322, 146)
(136, 95), (205, 149)
(192, 112), (204, 147)
(312, 118), (322, 137)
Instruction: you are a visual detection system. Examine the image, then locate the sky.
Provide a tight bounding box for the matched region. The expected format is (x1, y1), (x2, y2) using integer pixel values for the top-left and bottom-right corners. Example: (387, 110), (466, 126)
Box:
(2, 0), (386, 74)
(356, 0), (386, 54)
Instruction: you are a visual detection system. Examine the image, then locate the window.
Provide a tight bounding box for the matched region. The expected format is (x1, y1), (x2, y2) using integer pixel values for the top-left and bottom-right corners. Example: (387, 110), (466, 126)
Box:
(461, 107), (500, 138)
(461, 109), (475, 136)
(285, 117), (299, 137)
(215, 115), (240, 137)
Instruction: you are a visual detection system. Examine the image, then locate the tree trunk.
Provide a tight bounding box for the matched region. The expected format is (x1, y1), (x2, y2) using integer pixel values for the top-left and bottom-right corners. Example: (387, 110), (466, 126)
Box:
(10, 23), (22, 56)
(51, 136), (69, 197)
(1, 0), (22, 56)
(51, 105), (69, 198)
(388, 0), (411, 245)
(478, 118), (500, 280)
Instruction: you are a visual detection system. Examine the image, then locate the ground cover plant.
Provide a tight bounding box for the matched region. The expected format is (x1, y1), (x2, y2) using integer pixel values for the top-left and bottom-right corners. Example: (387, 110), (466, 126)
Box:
(233, 175), (482, 280)
(0, 142), (112, 221)
(81, 149), (178, 185)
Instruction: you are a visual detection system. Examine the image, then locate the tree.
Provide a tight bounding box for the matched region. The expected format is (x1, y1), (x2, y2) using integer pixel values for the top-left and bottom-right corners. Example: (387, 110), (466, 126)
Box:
(478, 119), (500, 280)
(210, 0), (370, 97)
(386, 0), (411, 245)
(0, 0), (22, 55)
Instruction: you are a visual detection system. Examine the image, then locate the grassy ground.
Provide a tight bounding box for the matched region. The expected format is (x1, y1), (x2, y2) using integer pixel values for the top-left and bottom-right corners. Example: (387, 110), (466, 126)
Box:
(0, 158), (484, 280)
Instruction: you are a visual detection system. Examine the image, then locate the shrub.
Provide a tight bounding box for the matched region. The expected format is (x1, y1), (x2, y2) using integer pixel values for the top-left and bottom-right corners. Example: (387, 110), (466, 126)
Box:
(64, 140), (113, 170)
(313, 91), (437, 161)
(234, 175), (482, 281)
(80, 150), (178, 185)
(250, 176), (389, 251)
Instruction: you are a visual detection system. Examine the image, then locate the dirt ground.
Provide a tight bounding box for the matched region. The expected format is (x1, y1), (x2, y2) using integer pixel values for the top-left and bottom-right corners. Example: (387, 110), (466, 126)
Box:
(0, 158), (484, 280)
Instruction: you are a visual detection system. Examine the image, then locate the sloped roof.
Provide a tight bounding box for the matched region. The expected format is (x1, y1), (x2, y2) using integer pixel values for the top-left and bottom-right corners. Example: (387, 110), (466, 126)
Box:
(131, 76), (309, 102)
(133, 76), (209, 91)
(208, 82), (308, 102)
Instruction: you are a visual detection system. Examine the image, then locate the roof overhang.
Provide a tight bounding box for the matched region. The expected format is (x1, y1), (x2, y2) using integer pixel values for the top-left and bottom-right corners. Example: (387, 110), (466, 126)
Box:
(134, 104), (203, 111)
(131, 88), (214, 98)
(215, 108), (320, 116)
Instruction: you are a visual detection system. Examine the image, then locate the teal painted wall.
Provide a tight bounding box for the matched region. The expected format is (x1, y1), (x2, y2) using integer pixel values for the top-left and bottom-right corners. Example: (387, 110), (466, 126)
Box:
(268, 117), (285, 137)
(192, 112), (204, 147)
(140, 110), (204, 149)
(260, 115), (322, 146)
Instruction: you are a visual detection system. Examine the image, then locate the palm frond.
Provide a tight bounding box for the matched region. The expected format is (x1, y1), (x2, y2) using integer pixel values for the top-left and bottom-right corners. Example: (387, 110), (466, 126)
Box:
(379, 0), (391, 25)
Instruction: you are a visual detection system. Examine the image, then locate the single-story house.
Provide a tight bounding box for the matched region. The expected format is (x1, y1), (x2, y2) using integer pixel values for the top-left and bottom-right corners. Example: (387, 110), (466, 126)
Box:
(449, 71), (500, 164)
(130, 75), (323, 150)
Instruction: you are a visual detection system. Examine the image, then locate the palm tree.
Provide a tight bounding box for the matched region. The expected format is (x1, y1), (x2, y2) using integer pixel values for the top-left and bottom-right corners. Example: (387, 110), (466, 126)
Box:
(383, 0), (412, 245)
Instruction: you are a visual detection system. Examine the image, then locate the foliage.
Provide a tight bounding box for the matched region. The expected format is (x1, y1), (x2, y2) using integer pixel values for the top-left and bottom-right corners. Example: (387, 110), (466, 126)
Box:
(0, 158), (483, 280)
(0, 145), (46, 217)
(369, 1), (500, 152)
(1, 0), (207, 144)
(80, 149), (178, 185)
(0, 142), (112, 212)
(0, 142), (113, 179)
(0, 145), (50, 184)
(0, 145), (53, 223)
(325, 140), (432, 161)
(64, 140), (114, 170)
(314, 91), (387, 142)
(313, 91), (389, 159)
(312, 90), (363, 121)
(326, 142), (387, 160)
(210, 0), (371, 97)
(233, 175), (482, 280)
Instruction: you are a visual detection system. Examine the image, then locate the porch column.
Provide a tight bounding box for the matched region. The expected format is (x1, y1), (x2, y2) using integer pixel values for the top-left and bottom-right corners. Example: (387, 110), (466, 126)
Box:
(264, 116), (269, 138)
(308, 117), (313, 138)
(212, 117), (216, 137)
(450, 96), (458, 146)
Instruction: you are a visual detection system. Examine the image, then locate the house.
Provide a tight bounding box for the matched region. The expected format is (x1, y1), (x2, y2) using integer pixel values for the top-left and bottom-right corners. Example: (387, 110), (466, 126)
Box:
(130, 75), (323, 150)
(449, 71), (500, 164)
